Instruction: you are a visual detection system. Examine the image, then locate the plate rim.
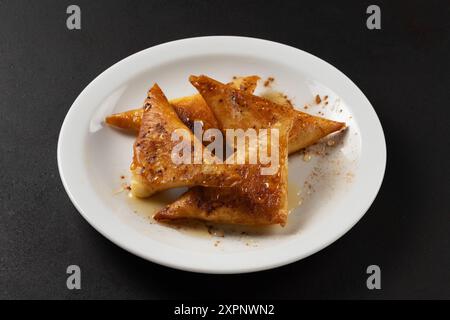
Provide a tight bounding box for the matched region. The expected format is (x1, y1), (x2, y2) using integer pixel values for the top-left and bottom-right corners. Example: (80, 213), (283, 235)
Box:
(57, 36), (387, 274)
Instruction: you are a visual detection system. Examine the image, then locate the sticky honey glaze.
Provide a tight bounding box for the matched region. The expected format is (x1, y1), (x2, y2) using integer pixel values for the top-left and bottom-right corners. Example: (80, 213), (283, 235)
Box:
(126, 188), (186, 219)
(125, 181), (302, 238)
(287, 183), (303, 214)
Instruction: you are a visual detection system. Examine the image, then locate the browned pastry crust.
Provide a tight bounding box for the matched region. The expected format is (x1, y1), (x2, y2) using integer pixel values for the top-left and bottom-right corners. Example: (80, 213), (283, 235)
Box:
(130, 84), (240, 197)
(105, 76), (260, 134)
(105, 77), (345, 154)
(155, 75), (292, 225)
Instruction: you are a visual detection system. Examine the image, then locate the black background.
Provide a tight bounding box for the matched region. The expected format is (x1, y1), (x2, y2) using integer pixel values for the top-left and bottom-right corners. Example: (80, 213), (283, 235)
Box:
(1, 0), (449, 299)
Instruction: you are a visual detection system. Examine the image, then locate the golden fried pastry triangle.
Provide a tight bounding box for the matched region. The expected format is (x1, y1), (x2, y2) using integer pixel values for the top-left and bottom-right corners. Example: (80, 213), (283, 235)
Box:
(105, 77), (344, 154)
(105, 76), (260, 134)
(130, 84), (239, 197)
(154, 75), (293, 225)
(288, 113), (344, 153)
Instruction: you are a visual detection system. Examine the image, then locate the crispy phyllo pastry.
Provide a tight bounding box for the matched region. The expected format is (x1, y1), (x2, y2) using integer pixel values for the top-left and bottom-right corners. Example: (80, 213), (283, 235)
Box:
(169, 94), (219, 133)
(226, 75), (260, 93)
(155, 186), (286, 225)
(130, 84), (239, 198)
(154, 76), (293, 225)
(107, 74), (346, 227)
(105, 78), (344, 154)
(104, 108), (143, 133)
(288, 112), (344, 153)
(105, 76), (260, 134)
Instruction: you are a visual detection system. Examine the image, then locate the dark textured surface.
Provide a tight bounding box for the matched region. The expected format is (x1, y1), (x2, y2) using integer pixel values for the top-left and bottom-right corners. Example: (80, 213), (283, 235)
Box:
(0, 0), (449, 299)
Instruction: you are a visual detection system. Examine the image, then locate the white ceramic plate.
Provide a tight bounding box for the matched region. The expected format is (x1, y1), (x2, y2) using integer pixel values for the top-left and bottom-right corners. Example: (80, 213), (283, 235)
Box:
(58, 36), (386, 274)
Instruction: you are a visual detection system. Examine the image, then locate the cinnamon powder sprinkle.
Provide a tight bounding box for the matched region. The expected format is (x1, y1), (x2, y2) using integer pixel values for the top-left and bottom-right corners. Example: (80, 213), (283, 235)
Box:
(315, 95), (321, 104)
(264, 77), (275, 87)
